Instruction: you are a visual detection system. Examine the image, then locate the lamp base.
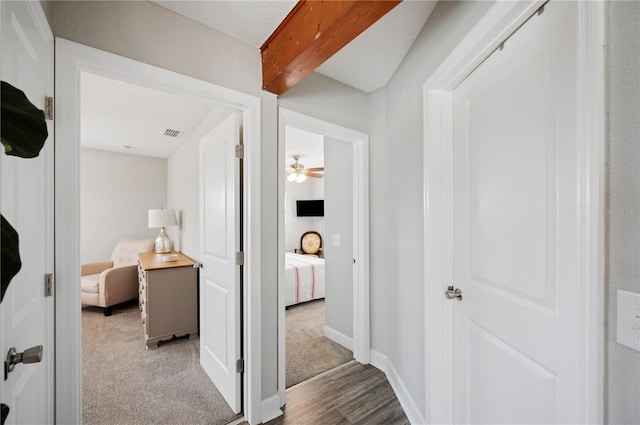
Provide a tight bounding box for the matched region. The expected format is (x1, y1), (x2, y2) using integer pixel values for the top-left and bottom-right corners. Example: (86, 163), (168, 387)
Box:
(154, 228), (173, 254)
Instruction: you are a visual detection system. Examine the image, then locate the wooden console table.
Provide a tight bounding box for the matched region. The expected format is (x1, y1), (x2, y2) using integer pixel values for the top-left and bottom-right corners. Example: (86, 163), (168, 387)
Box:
(137, 252), (198, 349)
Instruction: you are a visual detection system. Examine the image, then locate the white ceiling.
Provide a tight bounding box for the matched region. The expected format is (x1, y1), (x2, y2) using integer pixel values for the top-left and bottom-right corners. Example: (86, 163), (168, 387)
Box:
(80, 72), (234, 158)
(152, 0), (297, 48)
(81, 1), (436, 159)
(285, 126), (324, 169)
(152, 0), (435, 93)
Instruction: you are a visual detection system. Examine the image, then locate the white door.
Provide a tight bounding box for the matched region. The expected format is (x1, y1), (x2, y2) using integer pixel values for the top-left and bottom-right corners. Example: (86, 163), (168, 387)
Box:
(452, 2), (580, 423)
(0, 2), (54, 424)
(199, 113), (242, 413)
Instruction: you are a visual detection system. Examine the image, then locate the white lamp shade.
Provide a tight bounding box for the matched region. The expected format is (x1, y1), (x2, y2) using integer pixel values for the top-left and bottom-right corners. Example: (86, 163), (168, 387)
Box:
(148, 208), (177, 228)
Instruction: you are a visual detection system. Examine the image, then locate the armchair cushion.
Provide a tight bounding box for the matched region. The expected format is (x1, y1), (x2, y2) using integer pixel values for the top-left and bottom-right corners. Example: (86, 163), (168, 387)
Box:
(110, 238), (155, 267)
(81, 238), (154, 312)
(81, 274), (101, 294)
(81, 261), (113, 277)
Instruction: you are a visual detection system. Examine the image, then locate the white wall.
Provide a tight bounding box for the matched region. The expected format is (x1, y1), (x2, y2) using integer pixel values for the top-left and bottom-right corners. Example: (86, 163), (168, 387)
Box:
(80, 148), (166, 263)
(284, 178), (324, 252)
(166, 107), (236, 261)
(368, 0), (494, 418)
(47, 0), (281, 413)
(323, 138), (354, 340)
(279, 72), (369, 134)
(606, 2), (640, 423)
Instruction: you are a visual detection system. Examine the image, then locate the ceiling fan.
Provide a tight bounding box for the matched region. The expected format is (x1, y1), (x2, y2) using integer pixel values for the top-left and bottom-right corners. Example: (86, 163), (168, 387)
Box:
(286, 155), (324, 183)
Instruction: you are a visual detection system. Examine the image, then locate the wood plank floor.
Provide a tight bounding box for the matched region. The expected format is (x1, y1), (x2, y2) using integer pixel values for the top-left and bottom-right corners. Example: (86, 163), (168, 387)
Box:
(264, 360), (409, 425)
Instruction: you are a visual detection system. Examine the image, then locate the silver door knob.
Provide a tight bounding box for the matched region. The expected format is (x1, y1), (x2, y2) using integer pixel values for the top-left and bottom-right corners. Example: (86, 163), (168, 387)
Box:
(5, 345), (43, 380)
(445, 286), (463, 301)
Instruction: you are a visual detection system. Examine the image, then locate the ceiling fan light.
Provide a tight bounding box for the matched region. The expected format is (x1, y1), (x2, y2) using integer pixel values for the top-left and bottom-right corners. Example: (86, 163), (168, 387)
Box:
(287, 173), (298, 182)
(296, 173), (307, 183)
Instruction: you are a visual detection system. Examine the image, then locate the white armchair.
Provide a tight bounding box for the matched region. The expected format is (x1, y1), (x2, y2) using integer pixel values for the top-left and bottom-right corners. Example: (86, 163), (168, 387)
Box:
(81, 238), (154, 316)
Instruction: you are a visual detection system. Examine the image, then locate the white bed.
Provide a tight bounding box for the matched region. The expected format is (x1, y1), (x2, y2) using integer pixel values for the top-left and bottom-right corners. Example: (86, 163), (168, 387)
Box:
(284, 252), (325, 307)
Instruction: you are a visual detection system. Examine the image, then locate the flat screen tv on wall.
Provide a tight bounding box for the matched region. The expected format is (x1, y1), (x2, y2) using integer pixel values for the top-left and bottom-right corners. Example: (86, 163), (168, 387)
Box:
(296, 200), (324, 217)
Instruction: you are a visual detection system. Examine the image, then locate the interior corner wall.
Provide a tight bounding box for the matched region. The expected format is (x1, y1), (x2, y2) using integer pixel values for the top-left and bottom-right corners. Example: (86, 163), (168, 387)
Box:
(323, 137), (354, 340)
(47, 1), (281, 414)
(279, 72), (369, 134)
(166, 107), (235, 261)
(606, 2), (640, 424)
(39, 0), (52, 23)
(368, 87), (391, 356)
(80, 148), (166, 264)
(367, 0), (494, 418)
(260, 90), (280, 400)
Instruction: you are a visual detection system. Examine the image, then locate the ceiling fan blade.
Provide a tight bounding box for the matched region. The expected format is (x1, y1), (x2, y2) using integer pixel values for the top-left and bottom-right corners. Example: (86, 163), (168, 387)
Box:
(307, 172), (324, 178)
(305, 167), (324, 172)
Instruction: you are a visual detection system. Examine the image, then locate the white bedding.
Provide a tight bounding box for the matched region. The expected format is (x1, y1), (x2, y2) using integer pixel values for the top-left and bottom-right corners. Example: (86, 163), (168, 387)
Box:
(284, 252), (325, 307)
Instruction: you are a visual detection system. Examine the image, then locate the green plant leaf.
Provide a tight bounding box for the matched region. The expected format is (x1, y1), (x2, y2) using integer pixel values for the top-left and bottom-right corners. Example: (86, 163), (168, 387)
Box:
(1, 403), (9, 425)
(1, 214), (21, 303)
(1, 81), (48, 158)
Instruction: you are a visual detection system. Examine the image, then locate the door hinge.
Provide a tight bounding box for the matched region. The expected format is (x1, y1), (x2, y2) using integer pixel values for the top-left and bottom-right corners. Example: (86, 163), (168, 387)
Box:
(235, 144), (244, 159)
(44, 273), (53, 297)
(235, 251), (244, 266)
(236, 358), (244, 374)
(44, 96), (54, 120)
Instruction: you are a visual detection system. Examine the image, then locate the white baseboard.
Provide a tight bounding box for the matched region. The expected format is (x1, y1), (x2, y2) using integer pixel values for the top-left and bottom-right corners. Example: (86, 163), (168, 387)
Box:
(386, 360), (426, 425)
(323, 325), (353, 351)
(368, 349), (424, 425)
(369, 348), (388, 372)
(261, 394), (282, 424)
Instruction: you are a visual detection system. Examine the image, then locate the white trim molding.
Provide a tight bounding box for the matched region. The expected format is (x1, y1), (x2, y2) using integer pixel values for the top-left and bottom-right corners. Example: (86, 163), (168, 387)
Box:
(261, 394), (282, 424)
(576, 2), (606, 421)
(422, 1), (605, 424)
(55, 38), (263, 424)
(368, 350), (425, 425)
(277, 108), (370, 406)
(369, 349), (388, 373)
(323, 326), (354, 351)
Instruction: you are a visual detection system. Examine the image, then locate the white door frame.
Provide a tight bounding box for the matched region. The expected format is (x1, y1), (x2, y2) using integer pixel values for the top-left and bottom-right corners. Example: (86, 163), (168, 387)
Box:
(422, 1), (605, 424)
(55, 38), (262, 424)
(277, 108), (370, 405)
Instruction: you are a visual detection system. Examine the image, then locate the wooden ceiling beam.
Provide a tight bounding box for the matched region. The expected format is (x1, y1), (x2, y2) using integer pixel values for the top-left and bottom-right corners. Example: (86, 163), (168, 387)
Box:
(260, 0), (401, 96)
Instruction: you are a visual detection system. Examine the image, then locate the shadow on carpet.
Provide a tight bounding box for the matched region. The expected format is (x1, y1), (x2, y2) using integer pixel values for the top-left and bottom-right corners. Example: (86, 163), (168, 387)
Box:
(286, 299), (353, 388)
(82, 302), (241, 425)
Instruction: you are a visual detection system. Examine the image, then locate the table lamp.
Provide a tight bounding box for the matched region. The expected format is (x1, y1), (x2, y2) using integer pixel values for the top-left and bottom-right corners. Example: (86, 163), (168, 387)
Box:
(148, 208), (177, 253)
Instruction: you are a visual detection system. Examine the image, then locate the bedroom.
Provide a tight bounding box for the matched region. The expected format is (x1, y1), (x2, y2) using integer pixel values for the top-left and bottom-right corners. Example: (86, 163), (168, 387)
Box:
(282, 125), (356, 388)
(78, 70), (245, 424)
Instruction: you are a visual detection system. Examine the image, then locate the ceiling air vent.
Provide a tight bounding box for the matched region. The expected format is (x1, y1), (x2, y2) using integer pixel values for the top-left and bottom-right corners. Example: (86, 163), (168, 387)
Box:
(163, 128), (181, 138)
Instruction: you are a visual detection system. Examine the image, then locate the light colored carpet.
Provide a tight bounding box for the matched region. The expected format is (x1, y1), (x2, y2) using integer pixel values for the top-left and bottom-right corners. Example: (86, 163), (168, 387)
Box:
(286, 299), (353, 388)
(82, 302), (241, 425)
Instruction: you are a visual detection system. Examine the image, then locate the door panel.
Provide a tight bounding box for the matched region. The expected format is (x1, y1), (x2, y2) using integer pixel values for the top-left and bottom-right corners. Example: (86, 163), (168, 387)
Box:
(199, 113), (241, 413)
(452, 2), (579, 424)
(467, 322), (557, 424)
(0, 2), (54, 424)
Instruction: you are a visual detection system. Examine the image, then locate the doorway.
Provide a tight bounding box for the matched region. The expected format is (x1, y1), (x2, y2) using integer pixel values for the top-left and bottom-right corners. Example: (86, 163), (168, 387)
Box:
(77, 70), (242, 423)
(282, 125), (352, 389)
(55, 39), (263, 424)
(277, 109), (370, 404)
(423, 1), (604, 423)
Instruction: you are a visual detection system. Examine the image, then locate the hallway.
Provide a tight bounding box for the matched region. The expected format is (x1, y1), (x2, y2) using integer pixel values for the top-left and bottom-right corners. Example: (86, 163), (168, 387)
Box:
(266, 361), (408, 425)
